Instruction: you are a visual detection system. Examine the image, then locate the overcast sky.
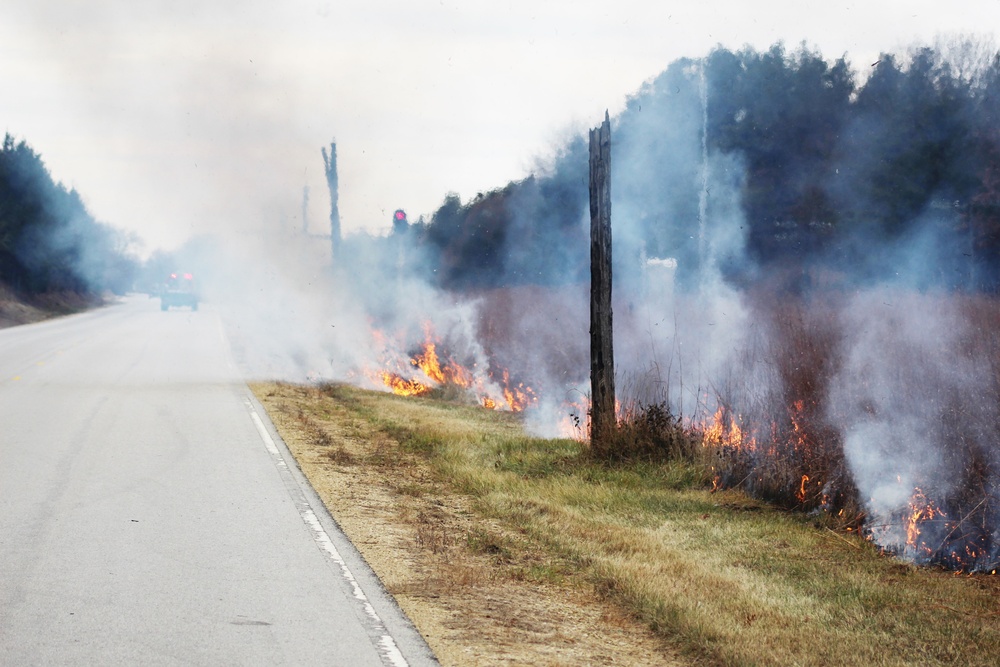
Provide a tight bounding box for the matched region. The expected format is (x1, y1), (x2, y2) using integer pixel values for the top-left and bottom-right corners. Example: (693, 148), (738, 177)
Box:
(2, 1), (998, 254)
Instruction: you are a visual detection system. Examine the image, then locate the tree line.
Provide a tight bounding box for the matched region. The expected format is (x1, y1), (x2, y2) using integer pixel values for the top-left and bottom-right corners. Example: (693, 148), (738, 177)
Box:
(0, 134), (136, 296)
(405, 39), (1000, 293)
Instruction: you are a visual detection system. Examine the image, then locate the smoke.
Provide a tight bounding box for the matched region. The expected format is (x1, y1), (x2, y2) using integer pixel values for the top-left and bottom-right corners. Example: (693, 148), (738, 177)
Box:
(167, 219), (520, 426)
(148, 40), (1000, 572)
(824, 288), (1000, 568)
(448, 43), (999, 570)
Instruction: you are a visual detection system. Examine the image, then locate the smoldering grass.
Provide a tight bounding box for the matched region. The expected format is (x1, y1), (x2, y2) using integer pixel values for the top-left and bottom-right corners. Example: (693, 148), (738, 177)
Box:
(689, 290), (1000, 570)
(269, 382), (1000, 666)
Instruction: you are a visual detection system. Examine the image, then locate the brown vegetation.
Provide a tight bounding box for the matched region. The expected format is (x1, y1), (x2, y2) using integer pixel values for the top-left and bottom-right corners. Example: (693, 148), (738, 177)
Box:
(0, 284), (105, 329)
(253, 382), (681, 667)
(253, 381), (1000, 666)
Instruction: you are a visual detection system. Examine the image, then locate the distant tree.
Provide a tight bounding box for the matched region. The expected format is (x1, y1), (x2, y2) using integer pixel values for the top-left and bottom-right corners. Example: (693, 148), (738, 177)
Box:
(614, 58), (704, 285)
(426, 188), (509, 289)
(705, 44), (854, 266)
(836, 51), (969, 230)
(412, 40), (1000, 294)
(963, 53), (1000, 289)
(0, 133), (137, 295)
(420, 136), (588, 291)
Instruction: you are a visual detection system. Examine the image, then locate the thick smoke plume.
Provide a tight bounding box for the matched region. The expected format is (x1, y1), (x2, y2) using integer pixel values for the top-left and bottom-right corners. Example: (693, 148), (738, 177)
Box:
(167, 39), (1000, 572)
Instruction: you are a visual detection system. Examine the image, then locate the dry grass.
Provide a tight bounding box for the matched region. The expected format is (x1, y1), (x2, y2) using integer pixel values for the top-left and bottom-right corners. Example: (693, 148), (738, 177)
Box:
(254, 381), (680, 667)
(685, 291), (1000, 569)
(0, 284), (103, 328)
(254, 381), (1000, 667)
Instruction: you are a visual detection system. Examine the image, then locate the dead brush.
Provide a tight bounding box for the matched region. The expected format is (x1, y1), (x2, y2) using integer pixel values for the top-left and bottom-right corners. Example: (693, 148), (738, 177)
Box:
(700, 291), (863, 518)
(289, 404), (356, 465)
(325, 444), (355, 465)
(587, 370), (702, 464)
(415, 512), (452, 556)
(601, 400), (702, 463)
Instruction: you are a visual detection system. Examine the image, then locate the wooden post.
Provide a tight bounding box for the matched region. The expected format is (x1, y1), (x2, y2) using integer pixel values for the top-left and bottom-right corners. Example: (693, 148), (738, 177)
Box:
(321, 142), (341, 260)
(589, 111), (615, 448)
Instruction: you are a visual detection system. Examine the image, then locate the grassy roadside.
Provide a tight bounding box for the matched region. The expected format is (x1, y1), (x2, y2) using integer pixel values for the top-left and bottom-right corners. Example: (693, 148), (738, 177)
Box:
(252, 381), (1000, 667)
(0, 284), (105, 328)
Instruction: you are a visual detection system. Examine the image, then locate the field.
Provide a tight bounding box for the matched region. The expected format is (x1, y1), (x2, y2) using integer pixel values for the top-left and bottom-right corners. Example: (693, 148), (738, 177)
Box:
(252, 381), (1000, 667)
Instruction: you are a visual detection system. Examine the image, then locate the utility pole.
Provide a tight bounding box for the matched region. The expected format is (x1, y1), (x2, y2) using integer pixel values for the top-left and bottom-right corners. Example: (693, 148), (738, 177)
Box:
(321, 142), (341, 259)
(589, 111), (615, 450)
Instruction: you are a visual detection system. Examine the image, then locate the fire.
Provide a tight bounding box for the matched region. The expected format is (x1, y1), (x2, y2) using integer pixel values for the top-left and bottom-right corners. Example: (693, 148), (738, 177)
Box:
(553, 395), (629, 441)
(701, 407), (755, 449)
(789, 399), (810, 453)
(413, 342), (473, 388)
(557, 396), (591, 441)
(904, 487), (947, 554)
(367, 325), (536, 412)
(797, 474), (810, 503)
(379, 371), (431, 397)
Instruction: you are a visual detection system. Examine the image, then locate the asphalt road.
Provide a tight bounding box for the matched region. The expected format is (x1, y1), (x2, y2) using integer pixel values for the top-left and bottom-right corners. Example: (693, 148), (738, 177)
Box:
(0, 296), (437, 666)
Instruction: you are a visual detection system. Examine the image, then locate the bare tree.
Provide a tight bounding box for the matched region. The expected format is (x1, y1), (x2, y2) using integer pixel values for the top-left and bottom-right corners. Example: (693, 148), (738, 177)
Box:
(321, 142), (341, 259)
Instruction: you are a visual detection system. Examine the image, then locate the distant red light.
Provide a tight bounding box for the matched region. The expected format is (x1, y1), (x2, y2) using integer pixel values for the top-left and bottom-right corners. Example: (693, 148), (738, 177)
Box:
(183, 273), (193, 280)
(394, 210), (406, 220)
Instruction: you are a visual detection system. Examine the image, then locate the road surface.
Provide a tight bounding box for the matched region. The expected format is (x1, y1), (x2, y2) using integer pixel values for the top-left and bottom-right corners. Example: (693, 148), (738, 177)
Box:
(0, 296), (436, 666)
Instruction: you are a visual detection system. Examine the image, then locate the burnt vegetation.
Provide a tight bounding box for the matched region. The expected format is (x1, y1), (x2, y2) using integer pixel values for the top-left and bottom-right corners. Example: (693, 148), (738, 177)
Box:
(393, 40), (1000, 571)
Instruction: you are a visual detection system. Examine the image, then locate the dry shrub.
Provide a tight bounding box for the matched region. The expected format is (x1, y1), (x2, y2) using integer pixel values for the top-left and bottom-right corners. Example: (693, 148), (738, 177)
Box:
(921, 294), (1000, 570)
(326, 445), (355, 465)
(591, 290), (861, 518)
(704, 289), (1000, 563)
(593, 400), (702, 464)
(703, 291), (862, 519)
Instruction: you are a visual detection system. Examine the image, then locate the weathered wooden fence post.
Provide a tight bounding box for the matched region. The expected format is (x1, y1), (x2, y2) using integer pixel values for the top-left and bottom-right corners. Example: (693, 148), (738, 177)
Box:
(590, 111), (615, 450)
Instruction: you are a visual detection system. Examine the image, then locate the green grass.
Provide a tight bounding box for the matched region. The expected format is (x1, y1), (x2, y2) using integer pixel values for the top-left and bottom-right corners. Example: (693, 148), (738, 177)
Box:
(318, 383), (1000, 667)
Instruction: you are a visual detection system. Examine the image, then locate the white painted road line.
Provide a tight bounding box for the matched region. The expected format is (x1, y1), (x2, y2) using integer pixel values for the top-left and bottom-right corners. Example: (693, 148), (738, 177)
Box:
(246, 399), (412, 667)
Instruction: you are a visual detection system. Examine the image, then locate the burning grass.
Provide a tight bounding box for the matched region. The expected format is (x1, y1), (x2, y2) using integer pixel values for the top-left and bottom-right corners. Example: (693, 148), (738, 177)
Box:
(363, 324), (538, 412)
(344, 281), (998, 574)
(255, 382), (1000, 667)
(589, 289), (1000, 574)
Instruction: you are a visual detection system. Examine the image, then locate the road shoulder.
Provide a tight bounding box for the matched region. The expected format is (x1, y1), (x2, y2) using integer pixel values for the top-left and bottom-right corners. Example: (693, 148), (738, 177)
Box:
(251, 382), (681, 667)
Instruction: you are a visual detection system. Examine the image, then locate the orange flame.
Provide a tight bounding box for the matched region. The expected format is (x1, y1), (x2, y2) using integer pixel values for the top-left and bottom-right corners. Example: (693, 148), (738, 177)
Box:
(702, 407), (755, 450)
(905, 487), (947, 554)
(412, 342), (473, 388)
(380, 371), (432, 397)
(797, 474), (810, 503)
(497, 369), (537, 412)
(789, 399), (809, 452)
(368, 326), (536, 412)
